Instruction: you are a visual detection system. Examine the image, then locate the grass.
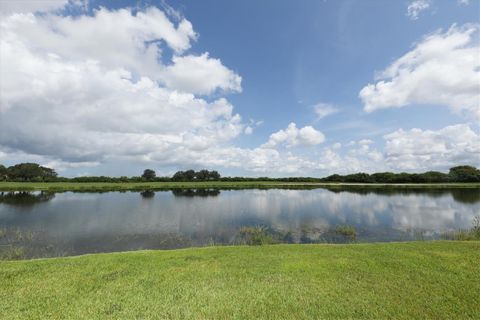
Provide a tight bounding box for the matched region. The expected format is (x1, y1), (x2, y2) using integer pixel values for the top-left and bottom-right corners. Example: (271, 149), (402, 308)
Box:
(335, 225), (357, 242)
(0, 181), (479, 192)
(1, 241), (479, 319)
(441, 216), (480, 241)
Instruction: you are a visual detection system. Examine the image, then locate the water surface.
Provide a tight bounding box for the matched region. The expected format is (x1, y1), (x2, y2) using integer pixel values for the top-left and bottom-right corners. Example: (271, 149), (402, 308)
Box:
(0, 187), (478, 258)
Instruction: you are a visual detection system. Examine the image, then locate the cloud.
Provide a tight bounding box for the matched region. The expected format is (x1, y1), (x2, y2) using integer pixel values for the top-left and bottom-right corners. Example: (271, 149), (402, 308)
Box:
(262, 123), (325, 149)
(457, 0), (470, 5)
(359, 24), (480, 120)
(407, 0), (431, 20)
(1, 7), (197, 71)
(0, 4), (477, 177)
(161, 53), (242, 95)
(383, 124), (480, 170)
(312, 103), (339, 120)
(0, 0), (68, 14)
(0, 7), (244, 168)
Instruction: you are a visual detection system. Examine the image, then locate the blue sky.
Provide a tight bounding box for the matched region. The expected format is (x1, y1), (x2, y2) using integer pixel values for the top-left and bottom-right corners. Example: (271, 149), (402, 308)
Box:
(0, 0), (479, 177)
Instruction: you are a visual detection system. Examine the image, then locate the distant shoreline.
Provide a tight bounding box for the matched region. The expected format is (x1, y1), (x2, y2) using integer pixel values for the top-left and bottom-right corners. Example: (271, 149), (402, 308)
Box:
(1, 181), (479, 192)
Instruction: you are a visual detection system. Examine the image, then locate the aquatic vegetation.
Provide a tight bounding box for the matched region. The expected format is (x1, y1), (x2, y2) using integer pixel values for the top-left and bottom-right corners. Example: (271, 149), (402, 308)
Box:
(238, 226), (275, 245)
(472, 216), (480, 238)
(0, 246), (26, 260)
(441, 216), (480, 241)
(335, 225), (357, 242)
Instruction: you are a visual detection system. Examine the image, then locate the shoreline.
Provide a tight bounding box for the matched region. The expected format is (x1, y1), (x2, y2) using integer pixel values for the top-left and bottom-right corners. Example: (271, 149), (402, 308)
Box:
(1, 181), (479, 192)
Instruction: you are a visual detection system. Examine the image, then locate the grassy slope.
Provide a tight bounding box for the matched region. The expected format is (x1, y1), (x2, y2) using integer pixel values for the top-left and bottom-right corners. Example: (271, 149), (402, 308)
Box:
(1, 181), (479, 191)
(1, 242), (479, 319)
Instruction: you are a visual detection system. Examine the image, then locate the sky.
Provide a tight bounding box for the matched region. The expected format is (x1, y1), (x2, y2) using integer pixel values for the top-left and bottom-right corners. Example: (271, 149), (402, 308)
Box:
(0, 0), (479, 177)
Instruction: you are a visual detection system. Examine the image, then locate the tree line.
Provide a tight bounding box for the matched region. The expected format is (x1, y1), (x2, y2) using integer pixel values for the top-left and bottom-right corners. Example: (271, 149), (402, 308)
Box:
(1, 162), (479, 183)
(140, 169), (220, 181)
(0, 163), (58, 182)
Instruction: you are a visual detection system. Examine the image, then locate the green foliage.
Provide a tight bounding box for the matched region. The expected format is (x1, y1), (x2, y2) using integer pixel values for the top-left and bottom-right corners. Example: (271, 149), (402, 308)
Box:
(441, 216), (480, 241)
(335, 225), (357, 242)
(0, 164), (7, 181)
(5, 163), (57, 182)
(238, 226), (274, 245)
(449, 166), (480, 182)
(0, 247), (26, 260)
(323, 166), (479, 183)
(1, 162), (479, 183)
(141, 169), (156, 180)
(173, 169), (221, 181)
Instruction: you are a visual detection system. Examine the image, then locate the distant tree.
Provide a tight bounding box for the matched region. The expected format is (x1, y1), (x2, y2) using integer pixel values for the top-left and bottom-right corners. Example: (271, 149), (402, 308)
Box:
(7, 163), (57, 181)
(343, 173), (372, 183)
(173, 169), (221, 181)
(172, 171), (186, 181)
(449, 166), (480, 182)
(0, 164), (7, 181)
(421, 171), (449, 183)
(371, 172), (396, 183)
(195, 169), (210, 181)
(185, 170), (196, 181)
(323, 174), (344, 182)
(208, 170), (221, 180)
(141, 169), (156, 180)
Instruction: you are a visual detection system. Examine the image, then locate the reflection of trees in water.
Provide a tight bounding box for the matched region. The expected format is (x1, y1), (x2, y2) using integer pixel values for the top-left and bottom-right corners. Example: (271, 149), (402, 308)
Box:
(0, 191), (55, 207)
(323, 187), (480, 204)
(171, 189), (221, 197)
(450, 189), (480, 204)
(140, 190), (155, 198)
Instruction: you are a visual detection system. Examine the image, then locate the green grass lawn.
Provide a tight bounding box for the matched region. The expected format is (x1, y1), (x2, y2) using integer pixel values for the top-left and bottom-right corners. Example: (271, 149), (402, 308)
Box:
(1, 181), (479, 192)
(1, 242), (479, 319)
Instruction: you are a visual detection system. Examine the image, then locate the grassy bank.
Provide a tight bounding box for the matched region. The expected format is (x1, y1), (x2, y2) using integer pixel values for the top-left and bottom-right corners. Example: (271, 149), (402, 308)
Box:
(1, 242), (479, 319)
(1, 181), (479, 192)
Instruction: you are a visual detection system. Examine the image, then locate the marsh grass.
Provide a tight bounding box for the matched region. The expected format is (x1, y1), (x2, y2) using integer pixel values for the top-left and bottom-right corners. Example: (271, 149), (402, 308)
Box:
(441, 215), (480, 241)
(238, 226), (275, 245)
(334, 225), (357, 242)
(0, 246), (26, 260)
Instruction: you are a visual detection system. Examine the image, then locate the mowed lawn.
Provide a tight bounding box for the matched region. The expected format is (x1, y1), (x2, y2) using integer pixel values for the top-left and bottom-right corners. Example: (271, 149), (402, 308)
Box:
(1, 242), (479, 319)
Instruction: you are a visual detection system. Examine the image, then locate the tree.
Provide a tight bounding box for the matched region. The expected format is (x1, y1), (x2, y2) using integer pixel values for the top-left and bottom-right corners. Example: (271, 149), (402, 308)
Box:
(185, 170), (196, 181)
(449, 166), (480, 182)
(0, 164), (7, 181)
(195, 169), (210, 181)
(208, 170), (221, 180)
(7, 163), (57, 181)
(141, 169), (156, 180)
(172, 171), (186, 181)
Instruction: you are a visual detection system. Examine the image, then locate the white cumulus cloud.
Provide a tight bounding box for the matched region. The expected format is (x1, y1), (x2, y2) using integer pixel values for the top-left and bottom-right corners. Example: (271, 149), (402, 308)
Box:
(383, 124), (480, 170)
(360, 24), (480, 120)
(262, 123), (325, 149)
(0, 6), (245, 168)
(0, 0), (69, 14)
(161, 53), (242, 95)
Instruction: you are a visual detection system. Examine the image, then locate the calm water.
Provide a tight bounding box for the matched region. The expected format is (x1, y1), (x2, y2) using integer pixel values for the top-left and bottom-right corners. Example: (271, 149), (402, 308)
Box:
(0, 187), (479, 258)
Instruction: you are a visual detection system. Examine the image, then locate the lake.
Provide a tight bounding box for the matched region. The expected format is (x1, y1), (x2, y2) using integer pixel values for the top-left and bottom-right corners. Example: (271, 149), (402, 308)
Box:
(1, 187), (479, 259)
